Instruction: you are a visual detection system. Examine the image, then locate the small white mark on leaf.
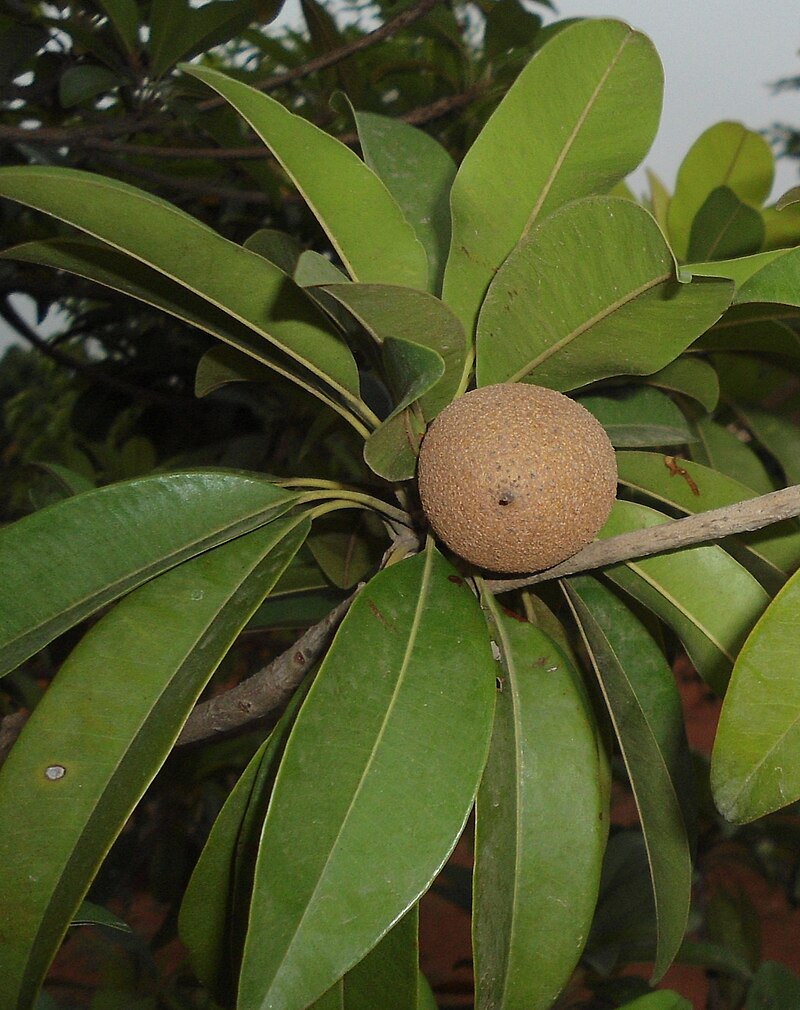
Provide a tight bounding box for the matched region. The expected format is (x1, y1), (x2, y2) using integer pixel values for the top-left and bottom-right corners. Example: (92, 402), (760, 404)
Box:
(44, 765), (66, 781)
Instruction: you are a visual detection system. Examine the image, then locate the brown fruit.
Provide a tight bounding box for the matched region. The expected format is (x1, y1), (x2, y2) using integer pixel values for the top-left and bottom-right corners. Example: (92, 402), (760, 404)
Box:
(417, 383), (617, 573)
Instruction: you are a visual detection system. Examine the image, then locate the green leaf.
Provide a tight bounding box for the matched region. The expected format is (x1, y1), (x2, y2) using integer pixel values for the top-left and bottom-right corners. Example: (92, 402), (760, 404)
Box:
(578, 386), (695, 448)
(96, 0), (139, 53)
(600, 500), (770, 693)
(616, 450), (800, 582)
(474, 598), (606, 1010)
(72, 901), (132, 933)
(694, 308), (800, 360)
(688, 415), (776, 496)
(195, 345), (274, 397)
(668, 122), (774, 260)
(565, 577), (692, 980)
(745, 961), (800, 1009)
(443, 18), (663, 334)
(150, 0), (283, 79)
(184, 65), (428, 290)
(362, 336), (444, 480)
(734, 246), (800, 307)
(320, 283), (467, 419)
(179, 683), (309, 1003)
(244, 228), (303, 274)
(0, 174), (362, 404)
(0, 470), (298, 678)
(643, 356), (719, 412)
(238, 547), (496, 1010)
(686, 186), (765, 263)
(686, 249), (790, 288)
(476, 197), (732, 389)
(352, 110), (457, 295)
(484, 0), (542, 58)
(618, 993), (692, 1010)
(0, 516), (309, 1010)
(342, 907), (419, 1010)
(59, 64), (121, 107)
(5, 237), (348, 417)
(711, 563), (800, 821)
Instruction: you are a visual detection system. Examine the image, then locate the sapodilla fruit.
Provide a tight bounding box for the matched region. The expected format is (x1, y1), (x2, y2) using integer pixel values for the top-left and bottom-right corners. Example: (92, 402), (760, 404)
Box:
(417, 383), (617, 573)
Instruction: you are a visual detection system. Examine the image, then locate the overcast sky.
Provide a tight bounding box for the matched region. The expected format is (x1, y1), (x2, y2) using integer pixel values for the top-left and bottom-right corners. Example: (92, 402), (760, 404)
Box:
(3, 1), (799, 351)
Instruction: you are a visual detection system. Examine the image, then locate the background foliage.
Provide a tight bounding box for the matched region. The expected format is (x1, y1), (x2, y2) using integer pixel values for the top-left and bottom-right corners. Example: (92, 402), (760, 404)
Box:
(4, 3), (800, 1010)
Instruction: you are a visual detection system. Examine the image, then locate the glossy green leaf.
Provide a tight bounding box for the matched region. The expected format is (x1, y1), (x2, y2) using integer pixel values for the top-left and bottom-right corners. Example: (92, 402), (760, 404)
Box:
(578, 386), (694, 448)
(763, 202), (800, 250)
(686, 186), (764, 263)
(4, 237), (347, 418)
(353, 110), (456, 294)
(565, 577), (692, 980)
(362, 336), (444, 480)
(342, 907), (419, 1010)
(644, 357), (719, 412)
(180, 683), (309, 1003)
(239, 547), (496, 1010)
(694, 309), (800, 360)
(244, 228), (303, 274)
(712, 563), (800, 821)
(320, 283), (467, 419)
(307, 512), (384, 590)
(476, 197), (732, 389)
(185, 66), (428, 290)
(616, 450), (800, 581)
(668, 122), (774, 261)
(195, 345), (275, 397)
(417, 972), (437, 1010)
(474, 598), (606, 1010)
(738, 407), (800, 485)
(734, 246), (800, 307)
(443, 18), (663, 334)
(0, 173), (361, 403)
(0, 470), (298, 678)
(688, 415), (776, 496)
(0, 516), (309, 1010)
(600, 500), (770, 693)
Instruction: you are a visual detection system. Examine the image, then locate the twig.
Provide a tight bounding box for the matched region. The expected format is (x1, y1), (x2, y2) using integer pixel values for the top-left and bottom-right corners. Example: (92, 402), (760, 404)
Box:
(174, 589), (359, 748)
(487, 484), (800, 594)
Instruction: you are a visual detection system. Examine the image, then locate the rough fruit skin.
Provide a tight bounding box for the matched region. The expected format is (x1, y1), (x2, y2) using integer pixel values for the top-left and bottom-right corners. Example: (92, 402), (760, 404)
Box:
(417, 383), (617, 573)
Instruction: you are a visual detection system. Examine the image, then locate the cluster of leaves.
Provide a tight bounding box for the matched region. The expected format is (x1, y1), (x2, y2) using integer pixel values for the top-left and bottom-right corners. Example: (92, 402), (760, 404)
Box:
(5, 3), (800, 1010)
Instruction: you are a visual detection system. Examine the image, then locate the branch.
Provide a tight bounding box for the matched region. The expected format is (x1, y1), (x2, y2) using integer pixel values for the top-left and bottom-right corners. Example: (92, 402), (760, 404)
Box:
(197, 0), (445, 108)
(4, 486), (799, 765)
(174, 589), (359, 748)
(486, 484), (800, 594)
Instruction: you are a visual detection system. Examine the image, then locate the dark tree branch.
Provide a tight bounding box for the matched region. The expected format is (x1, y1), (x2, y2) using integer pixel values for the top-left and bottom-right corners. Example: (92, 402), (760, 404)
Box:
(174, 589), (359, 748)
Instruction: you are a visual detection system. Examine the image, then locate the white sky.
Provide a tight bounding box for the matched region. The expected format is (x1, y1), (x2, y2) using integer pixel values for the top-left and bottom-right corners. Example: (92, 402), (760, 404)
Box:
(2, 1), (799, 352)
